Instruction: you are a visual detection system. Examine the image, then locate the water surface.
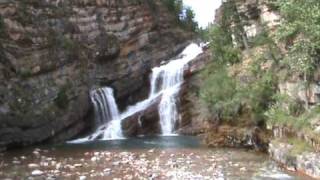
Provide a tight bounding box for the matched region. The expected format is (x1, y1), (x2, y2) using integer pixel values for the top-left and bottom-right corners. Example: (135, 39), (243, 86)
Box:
(0, 136), (312, 179)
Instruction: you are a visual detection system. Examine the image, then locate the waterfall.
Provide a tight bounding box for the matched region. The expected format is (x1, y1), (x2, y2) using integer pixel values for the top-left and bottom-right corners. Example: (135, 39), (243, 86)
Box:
(149, 43), (203, 134)
(69, 43), (202, 143)
(90, 87), (120, 125)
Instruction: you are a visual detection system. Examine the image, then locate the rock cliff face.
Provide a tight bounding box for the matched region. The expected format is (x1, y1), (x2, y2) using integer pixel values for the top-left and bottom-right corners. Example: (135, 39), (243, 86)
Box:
(215, 0), (280, 49)
(0, 0), (192, 151)
(207, 0), (320, 177)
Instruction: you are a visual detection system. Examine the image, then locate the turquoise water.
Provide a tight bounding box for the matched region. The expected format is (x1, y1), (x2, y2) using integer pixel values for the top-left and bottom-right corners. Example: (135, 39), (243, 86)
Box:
(64, 136), (201, 150)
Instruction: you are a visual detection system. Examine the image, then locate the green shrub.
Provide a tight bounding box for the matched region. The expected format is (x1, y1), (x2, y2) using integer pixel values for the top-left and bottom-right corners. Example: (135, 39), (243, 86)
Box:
(250, 30), (274, 47)
(265, 93), (320, 129)
(200, 64), (243, 122)
(288, 138), (312, 155)
(207, 25), (241, 65)
(276, 0), (320, 80)
(54, 85), (70, 109)
(162, 0), (198, 32)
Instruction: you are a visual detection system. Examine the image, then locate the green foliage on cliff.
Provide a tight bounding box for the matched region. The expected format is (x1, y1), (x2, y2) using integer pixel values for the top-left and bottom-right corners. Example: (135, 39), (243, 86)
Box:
(200, 60), (277, 124)
(206, 25), (241, 65)
(54, 85), (70, 109)
(263, 0), (320, 131)
(276, 0), (320, 79)
(266, 94), (320, 129)
(199, 0), (320, 129)
(163, 0), (198, 32)
(200, 65), (240, 121)
(199, 1), (280, 124)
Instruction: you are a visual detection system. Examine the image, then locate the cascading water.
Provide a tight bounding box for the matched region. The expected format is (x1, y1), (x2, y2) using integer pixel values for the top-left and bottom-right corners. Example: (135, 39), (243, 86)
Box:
(71, 87), (123, 143)
(70, 43), (202, 143)
(149, 43), (203, 134)
(90, 87), (120, 125)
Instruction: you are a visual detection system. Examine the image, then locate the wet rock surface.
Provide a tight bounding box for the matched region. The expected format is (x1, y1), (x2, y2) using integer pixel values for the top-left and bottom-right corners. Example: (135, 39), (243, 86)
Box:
(178, 50), (212, 135)
(121, 97), (161, 137)
(0, 139), (309, 180)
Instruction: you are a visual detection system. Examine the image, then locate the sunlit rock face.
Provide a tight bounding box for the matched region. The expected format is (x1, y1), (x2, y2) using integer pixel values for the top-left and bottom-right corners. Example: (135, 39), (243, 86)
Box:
(214, 0), (280, 48)
(0, 0), (192, 150)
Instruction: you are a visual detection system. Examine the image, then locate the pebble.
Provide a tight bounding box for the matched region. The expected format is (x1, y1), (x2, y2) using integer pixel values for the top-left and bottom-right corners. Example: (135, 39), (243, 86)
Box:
(12, 160), (21, 164)
(74, 163), (83, 168)
(79, 176), (86, 180)
(240, 167), (246, 171)
(31, 170), (44, 176)
(91, 157), (97, 162)
(28, 164), (40, 168)
(56, 163), (61, 170)
(20, 156), (27, 160)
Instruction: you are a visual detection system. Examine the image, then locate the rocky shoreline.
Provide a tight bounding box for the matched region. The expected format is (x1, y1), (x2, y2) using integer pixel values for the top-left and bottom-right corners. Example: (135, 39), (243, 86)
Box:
(269, 140), (320, 179)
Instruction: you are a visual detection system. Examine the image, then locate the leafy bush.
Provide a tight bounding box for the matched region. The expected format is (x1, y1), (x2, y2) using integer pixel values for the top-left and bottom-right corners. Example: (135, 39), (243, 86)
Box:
(200, 65), (240, 122)
(250, 30), (274, 47)
(265, 93), (320, 129)
(200, 15), (277, 124)
(163, 0), (183, 22)
(163, 0), (198, 32)
(207, 25), (241, 65)
(276, 0), (320, 79)
(54, 85), (70, 109)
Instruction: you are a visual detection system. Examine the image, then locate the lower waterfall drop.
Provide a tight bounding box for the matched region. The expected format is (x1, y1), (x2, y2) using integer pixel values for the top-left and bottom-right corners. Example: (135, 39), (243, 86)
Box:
(90, 87), (120, 125)
(70, 87), (124, 143)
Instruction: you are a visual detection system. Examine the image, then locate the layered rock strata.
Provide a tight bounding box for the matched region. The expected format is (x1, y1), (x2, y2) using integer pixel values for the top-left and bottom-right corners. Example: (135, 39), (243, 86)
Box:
(0, 0), (191, 151)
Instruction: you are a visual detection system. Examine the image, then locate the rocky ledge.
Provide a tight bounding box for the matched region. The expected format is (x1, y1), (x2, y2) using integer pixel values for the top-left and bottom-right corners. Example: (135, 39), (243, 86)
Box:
(269, 140), (320, 179)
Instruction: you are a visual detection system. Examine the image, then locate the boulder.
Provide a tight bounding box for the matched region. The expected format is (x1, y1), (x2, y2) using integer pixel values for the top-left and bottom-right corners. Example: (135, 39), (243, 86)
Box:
(121, 97), (161, 137)
(95, 33), (120, 61)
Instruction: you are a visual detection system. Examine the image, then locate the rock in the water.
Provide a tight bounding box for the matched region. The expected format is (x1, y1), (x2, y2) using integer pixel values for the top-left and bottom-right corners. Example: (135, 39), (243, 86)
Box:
(121, 96), (162, 137)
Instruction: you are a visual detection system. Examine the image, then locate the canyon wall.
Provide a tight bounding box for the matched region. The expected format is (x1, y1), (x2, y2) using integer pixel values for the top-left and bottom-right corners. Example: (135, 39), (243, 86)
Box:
(194, 0), (320, 177)
(0, 0), (192, 151)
